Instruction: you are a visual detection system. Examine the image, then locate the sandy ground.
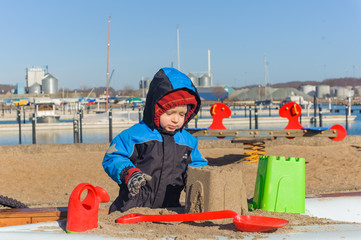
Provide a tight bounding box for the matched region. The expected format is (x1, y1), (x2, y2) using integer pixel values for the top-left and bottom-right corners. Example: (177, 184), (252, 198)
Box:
(0, 135), (360, 238)
(1, 135), (360, 206)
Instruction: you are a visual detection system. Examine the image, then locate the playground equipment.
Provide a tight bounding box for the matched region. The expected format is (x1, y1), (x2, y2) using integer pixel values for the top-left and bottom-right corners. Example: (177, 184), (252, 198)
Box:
(188, 102), (347, 161)
(242, 139), (267, 163)
(208, 103), (231, 130)
(279, 102), (347, 141)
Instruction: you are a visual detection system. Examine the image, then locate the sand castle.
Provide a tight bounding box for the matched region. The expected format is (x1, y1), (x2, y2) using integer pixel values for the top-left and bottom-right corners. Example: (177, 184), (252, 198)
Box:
(185, 165), (248, 215)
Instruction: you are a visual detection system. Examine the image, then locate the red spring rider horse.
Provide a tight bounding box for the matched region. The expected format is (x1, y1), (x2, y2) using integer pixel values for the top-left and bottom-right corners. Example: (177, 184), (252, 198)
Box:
(208, 103), (231, 130)
(279, 102), (347, 141)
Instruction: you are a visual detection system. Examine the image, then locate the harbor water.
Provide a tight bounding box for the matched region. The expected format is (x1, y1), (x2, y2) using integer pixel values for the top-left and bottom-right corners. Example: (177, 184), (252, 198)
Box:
(0, 104), (360, 145)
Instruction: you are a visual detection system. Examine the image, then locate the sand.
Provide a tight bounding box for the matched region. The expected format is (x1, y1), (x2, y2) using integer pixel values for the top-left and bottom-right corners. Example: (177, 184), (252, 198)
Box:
(1, 135), (361, 238)
(86, 207), (336, 240)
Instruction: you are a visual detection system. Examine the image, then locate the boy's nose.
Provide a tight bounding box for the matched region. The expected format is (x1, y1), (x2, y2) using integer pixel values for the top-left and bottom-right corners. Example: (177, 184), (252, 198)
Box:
(171, 115), (180, 122)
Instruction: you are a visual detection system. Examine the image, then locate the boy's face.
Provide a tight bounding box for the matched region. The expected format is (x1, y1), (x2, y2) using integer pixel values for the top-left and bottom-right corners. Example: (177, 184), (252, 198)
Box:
(159, 105), (188, 132)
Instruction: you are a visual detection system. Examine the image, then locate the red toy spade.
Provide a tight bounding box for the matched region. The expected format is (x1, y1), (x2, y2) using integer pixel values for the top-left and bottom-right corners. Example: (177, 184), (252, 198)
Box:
(116, 210), (289, 232)
(66, 183), (110, 233)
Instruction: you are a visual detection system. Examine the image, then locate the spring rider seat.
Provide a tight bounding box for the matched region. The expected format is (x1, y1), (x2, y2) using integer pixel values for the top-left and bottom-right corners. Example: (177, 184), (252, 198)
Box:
(208, 102), (231, 130)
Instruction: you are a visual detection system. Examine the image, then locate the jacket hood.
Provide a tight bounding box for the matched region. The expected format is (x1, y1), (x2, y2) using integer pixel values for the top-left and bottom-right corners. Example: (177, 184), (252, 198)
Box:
(143, 67), (201, 131)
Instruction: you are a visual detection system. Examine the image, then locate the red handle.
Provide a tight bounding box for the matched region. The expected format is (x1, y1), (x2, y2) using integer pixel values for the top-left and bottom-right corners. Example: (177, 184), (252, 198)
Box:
(116, 210), (238, 224)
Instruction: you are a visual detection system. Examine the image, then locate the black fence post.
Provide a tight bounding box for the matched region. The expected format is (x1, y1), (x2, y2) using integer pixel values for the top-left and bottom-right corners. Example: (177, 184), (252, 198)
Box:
(255, 106), (259, 129)
(138, 108), (142, 122)
(79, 109), (83, 143)
(108, 108), (113, 143)
(244, 105), (247, 117)
(1, 104), (4, 116)
(22, 106), (26, 124)
(313, 96), (317, 126)
(73, 119), (79, 143)
(17, 108), (22, 144)
(319, 106), (323, 127)
(345, 105), (349, 131)
(17, 107), (22, 144)
(249, 106), (252, 129)
(32, 113), (36, 144)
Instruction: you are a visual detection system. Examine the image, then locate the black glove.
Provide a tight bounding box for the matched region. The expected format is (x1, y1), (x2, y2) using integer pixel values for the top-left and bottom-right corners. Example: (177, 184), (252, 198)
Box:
(127, 171), (152, 198)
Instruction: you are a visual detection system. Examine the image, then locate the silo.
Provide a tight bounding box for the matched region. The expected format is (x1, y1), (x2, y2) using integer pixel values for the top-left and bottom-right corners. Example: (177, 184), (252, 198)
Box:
(354, 86), (361, 96)
(145, 78), (151, 88)
(139, 78), (152, 89)
(28, 83), (41, 94)
(335, 87), (349, 98)
(301, 85), (316, 95)
(199, 74), (211, 87)
(42, 73), (58, 94)
(187, 73), (199, 86)
(330, 87), (339, 97)
(316, 85), (330, 98)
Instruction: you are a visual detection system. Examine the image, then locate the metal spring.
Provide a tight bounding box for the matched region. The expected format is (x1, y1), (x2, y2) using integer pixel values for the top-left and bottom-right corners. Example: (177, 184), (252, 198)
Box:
(244, 141), (266, 163)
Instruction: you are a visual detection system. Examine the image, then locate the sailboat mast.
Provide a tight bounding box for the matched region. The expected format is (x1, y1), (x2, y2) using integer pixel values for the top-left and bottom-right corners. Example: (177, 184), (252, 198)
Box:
(106, 16), (111, 112)
(264, 56), (267, 100)
(177, 26), (180, 71)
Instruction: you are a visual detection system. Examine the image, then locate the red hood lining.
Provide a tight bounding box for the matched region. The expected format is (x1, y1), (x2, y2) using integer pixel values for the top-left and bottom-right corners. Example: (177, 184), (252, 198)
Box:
(154, 90), (198, 128)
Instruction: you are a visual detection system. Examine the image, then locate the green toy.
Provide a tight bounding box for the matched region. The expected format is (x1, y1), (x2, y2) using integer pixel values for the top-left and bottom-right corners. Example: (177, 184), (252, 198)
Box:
(253, 155), (305, 213)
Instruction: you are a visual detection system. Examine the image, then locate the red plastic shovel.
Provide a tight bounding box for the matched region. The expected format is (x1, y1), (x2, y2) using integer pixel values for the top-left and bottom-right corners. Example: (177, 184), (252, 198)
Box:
(116, 210), (289, 232)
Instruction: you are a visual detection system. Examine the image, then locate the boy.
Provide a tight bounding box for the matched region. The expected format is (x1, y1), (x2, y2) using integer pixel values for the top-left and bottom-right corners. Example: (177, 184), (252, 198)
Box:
(103, 67), (208, 213)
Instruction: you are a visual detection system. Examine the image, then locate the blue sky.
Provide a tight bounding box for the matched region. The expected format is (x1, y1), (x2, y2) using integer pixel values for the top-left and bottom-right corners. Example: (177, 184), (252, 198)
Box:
(1, 0), (361, 90)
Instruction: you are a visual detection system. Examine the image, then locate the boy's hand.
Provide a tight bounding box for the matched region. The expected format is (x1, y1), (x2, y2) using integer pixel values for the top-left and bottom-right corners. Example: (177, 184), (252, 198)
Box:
(127, 171), (152, 198)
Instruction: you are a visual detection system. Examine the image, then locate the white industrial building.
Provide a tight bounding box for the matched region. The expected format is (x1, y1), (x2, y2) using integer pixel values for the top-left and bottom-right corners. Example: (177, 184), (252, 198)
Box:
(316, 85), (331, 98)
(26, 67), (46, 90)
(26, 66), (58, 94)
(300, 85), (316, 96)
(300, 84), (357, 99)
(187, 73), (212, 87)
(42, 73), (58, 94)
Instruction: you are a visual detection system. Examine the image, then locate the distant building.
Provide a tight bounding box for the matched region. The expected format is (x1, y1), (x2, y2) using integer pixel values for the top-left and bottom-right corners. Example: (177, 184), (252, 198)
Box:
(25, 66), (59, 94)
(354, 86), (361, 96)
(28, 82), (41, 94)
(139, 78), (151, 89)
(187, 73), (199, 86)
(197, 85), (231, 101)
(139, 78), (151, 98)
(300, 85), (316, 96)
(42, 73), (58, 94)
(15, 83), (25, 94)
(316, 85), (330, 98)
(26, 66), (47, 91)
(187, 73), (212, 87)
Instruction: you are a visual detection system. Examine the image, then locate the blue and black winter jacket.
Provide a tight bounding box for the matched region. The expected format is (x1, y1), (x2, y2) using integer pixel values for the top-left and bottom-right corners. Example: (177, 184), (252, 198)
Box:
(103, 68), (207, 212)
